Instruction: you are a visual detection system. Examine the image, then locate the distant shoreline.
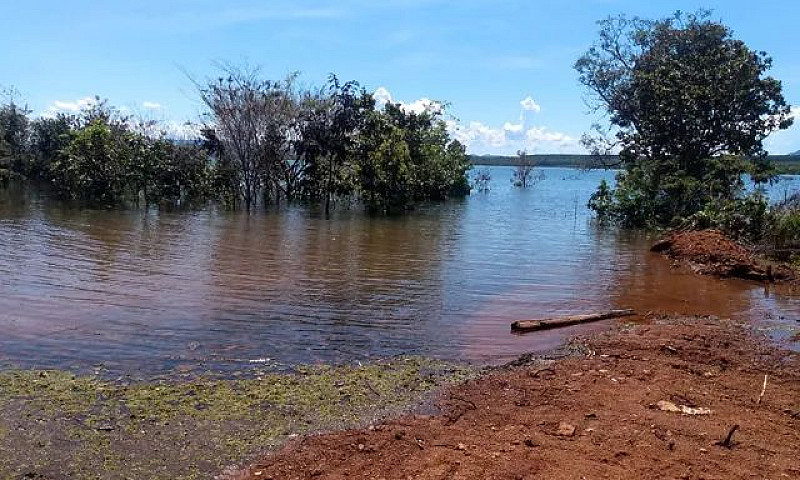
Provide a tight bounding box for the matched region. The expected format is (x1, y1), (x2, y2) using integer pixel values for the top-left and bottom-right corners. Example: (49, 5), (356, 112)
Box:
(469, 154), (800, 174)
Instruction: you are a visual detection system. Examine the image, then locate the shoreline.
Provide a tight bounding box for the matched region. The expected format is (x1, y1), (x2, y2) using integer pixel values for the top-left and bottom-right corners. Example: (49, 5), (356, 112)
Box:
(234, 315), (800, 480)
(3, 314), (799, 479)
(0, 358), (474, 480)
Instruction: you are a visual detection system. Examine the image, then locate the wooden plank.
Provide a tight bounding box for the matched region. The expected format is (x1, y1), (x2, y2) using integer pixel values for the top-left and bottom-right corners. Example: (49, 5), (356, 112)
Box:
(511, 309), (636, 333)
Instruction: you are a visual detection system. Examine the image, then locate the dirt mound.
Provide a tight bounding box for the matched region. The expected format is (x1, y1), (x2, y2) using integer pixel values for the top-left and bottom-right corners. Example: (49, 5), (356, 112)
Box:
(231, 316), (800, 480)
(651, 229), (795, 281)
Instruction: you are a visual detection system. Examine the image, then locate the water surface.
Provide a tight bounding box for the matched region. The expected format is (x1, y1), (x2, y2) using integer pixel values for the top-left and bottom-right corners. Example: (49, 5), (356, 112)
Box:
(1, 167), (799, 377)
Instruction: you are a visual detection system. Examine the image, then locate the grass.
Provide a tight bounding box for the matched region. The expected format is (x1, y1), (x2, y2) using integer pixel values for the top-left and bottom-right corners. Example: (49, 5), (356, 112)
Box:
(0, 358), (476, 480)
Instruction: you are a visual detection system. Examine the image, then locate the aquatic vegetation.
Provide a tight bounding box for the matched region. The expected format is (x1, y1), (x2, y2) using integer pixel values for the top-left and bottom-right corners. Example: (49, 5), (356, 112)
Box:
(0, 357), (475, 480)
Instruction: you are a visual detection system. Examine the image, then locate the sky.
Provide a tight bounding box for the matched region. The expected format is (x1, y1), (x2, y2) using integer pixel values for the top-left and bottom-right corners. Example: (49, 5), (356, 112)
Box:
(2, 0), (799, 155)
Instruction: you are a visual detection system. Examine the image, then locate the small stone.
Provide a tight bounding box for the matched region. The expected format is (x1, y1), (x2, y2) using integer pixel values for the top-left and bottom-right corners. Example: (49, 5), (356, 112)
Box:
(556, 422), (576, 437)
(456, 443), (467, 451)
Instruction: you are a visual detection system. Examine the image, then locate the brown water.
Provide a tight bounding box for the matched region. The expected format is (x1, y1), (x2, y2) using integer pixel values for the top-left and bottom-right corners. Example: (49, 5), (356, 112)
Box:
(1, 167), (799, 378)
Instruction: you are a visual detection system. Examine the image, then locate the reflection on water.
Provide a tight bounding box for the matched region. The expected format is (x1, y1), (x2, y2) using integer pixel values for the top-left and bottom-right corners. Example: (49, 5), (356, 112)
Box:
(1, 167), (799, 377)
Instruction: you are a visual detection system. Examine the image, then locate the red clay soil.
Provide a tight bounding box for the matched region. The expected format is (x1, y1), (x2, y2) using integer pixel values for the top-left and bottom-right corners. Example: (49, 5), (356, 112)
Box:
(651, 229), (796, 281)
(231, 316), (800, 480)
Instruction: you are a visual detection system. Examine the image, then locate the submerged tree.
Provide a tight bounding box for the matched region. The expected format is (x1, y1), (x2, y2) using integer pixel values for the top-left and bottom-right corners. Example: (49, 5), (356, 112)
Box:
(576, 11), (793, 227)
(0, 89), (31, 178)
(198, 68), (302, 210)
(512, 150), (536, 188)
(472, 169), (492, 192)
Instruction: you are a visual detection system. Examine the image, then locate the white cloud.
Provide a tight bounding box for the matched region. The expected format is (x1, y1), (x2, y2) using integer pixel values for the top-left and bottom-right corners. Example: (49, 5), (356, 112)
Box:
(373, 87), (393, 107)
(142, 101), (162, 110)
(503, 122), (524, 134)
(374, 88), (580, 155)
(162, 121), (202, 140)
(402, 98), (443, 115)
(373, 87), (443, 115)
(451, 122), (579, 155)
(49, 97), (97, 113)
(520, 96), (541, 113)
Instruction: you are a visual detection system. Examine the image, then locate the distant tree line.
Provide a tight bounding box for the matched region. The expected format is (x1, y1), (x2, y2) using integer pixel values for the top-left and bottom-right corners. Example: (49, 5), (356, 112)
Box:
(0, 70), (471, 214)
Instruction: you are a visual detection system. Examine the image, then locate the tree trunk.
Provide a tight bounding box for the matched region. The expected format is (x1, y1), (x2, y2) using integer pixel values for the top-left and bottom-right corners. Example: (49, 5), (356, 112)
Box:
(325, 155), (333, 217)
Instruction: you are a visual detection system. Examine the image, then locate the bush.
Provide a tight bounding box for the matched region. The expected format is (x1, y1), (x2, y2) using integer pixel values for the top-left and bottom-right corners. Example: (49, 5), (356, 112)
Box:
(682, 193), (769, 243)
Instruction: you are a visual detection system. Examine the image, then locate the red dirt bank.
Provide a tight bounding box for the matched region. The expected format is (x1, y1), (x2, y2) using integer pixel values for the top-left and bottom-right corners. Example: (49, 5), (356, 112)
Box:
(231, 316), (800, 480)
(651, 229), (796, 281)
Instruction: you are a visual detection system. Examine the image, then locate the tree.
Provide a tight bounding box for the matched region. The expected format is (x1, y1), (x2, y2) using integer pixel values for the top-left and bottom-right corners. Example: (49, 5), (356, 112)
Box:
(50, 119), (131, 203)
(473, 169), (491, 192)
(576, 11), (793, 226)
(0, 90), (31, 176)
(357, 114), (412, 213)
(379, 102), (470, 201)
(29, 115), (73, 179)
(512, 150), (536, 188)
(198, 68), (301, 210)
(319, 75), (370, 215)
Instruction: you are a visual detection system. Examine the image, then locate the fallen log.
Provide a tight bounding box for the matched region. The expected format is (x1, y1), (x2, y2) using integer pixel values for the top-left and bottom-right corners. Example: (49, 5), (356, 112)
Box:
(511, 309), (636, 333)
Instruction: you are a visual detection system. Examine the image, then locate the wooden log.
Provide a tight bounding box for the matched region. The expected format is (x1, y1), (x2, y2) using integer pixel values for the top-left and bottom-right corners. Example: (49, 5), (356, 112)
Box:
(511, 309), (636, 333)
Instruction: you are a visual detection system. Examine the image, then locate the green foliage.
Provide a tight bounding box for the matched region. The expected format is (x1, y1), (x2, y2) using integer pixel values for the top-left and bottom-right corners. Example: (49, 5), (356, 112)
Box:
(2, 96), (215, 206)
(355, 103), (470, 213)
(588, 179), (614, 218)
(28, 115), (73, 179)
(358, 117), (412, 212)
(0, 100), (31, 178)
(762, 193), (800, 252)
(577, 11), (793, 228)
(766, 208), (800, 250)
(682, 193), (769, 242)
(50, 120), (130, 204)
(200, 68), (471, 213)
(1, 70), (470, 213)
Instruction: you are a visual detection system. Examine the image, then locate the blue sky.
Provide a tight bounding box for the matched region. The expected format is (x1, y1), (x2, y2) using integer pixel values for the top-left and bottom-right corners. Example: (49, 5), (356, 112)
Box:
(3, 0), (799, 154)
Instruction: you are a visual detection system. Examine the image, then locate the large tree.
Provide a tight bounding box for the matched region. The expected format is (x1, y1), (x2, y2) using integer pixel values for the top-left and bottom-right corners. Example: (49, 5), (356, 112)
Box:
(198, 68), (301, 210)
(576, 11), (793, 226)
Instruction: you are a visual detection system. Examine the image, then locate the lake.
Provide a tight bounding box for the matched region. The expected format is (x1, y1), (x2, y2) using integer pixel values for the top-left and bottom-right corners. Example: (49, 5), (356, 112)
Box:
(1, 166), (799, 378)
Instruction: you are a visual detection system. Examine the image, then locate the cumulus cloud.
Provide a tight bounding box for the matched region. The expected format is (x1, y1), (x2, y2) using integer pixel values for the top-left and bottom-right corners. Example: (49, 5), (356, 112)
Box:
(161, 121), (202, 140)
(373, 87), (393, 107)
(450, 121), (578, 155)
(503, 122), (524, 134)
(49, 97), (97, 113)
(520, 96), (541, 113)
(142, 101), (162, 110)
(374, 89), (579, 155)
(373, 86), (443, 115)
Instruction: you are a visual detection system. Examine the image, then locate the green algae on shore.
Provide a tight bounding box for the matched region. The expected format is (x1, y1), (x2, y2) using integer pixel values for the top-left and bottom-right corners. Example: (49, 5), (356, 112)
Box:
(0, 357), (475, 480)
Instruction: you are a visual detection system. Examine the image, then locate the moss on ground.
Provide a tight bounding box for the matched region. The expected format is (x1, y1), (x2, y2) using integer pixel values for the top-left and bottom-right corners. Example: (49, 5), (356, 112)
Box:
(0, 357), (474, 480)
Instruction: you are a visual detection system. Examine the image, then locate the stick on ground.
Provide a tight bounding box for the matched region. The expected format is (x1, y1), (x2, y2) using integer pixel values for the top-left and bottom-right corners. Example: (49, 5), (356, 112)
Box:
(716, 424), (740, 448)
(511, 309), (636, 333)
(757, 374), (768, 405)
